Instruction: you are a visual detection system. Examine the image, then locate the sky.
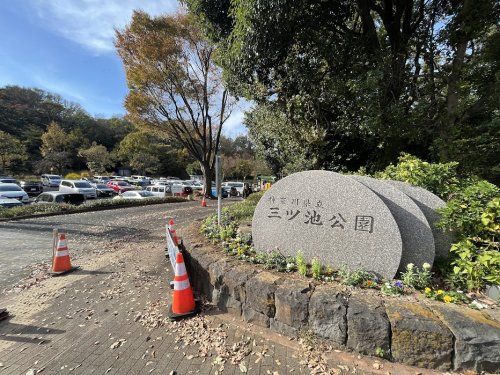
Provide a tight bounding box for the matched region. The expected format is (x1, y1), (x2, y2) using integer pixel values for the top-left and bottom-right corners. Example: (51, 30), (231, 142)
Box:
(0, 0), (248, 137)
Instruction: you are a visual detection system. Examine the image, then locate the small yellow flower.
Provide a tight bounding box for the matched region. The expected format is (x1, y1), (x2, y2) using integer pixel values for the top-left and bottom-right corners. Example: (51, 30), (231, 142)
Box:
(443, 295), (453, 303)
(437, 290), (444, 295)
(424, 287), (432, 294)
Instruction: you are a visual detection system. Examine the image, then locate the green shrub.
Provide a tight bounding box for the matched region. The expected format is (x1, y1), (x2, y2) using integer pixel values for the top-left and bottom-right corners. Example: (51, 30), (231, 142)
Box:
(65, 172), (81, 180)
(223, 191), (264, 223)
(375, 153), (460, 199)
(0, 197), (186, 220)
(437, 180), (499, 236)
(437, 180), (499, 291)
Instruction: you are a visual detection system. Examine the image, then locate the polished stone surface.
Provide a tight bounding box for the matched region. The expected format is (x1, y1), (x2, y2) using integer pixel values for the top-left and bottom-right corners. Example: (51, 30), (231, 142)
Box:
(387, 180), (453, 259)
(351, 175), (435, 270)
(252, 170), (403, 279)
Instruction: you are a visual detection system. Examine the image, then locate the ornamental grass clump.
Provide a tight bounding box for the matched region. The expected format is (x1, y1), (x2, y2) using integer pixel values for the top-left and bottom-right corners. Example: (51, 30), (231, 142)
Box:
(296, 251), (308, 277)
(311, 258), (322, 280)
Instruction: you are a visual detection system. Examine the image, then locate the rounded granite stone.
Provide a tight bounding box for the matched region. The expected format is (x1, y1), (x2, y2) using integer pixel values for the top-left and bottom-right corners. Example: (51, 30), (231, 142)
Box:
(252, 170), (403, 279)
(386, 180), (453, 259)
(350, 175), (435, 271)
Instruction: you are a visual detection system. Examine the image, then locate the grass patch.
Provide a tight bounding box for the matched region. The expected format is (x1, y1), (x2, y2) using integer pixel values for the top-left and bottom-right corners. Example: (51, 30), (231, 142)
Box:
(223, 191), (264, 222)
(0, 196), (187, 220)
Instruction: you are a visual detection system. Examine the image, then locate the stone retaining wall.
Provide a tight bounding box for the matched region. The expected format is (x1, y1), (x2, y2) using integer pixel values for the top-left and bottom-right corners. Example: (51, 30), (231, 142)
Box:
(182, 235), (500, 373)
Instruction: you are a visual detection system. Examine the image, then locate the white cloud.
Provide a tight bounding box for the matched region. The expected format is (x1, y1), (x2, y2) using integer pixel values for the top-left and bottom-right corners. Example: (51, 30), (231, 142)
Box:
(28, 0), (178, 54)
(223, 100), (253, 138)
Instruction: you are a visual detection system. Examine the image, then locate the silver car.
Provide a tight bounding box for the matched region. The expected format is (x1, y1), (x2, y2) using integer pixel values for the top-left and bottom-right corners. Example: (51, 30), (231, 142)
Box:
(59, 180), (97, 199)
(0, 183), (29, 203)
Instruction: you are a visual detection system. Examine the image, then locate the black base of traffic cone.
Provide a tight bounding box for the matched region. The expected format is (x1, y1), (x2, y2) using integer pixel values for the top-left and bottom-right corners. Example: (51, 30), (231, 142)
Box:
(48, 266), (80, 277)
(167, 300), (201, 321)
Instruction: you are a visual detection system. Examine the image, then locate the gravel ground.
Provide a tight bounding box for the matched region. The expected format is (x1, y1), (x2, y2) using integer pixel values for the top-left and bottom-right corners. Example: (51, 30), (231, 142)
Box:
(0, 200), (231, 292)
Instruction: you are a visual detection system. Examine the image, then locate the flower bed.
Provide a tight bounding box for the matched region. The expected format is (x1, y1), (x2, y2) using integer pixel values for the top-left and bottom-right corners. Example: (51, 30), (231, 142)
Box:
(183, 221), (500, 372)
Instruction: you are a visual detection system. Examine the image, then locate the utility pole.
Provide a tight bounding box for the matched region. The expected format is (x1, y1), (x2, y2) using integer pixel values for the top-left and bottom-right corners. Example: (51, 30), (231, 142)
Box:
(215, 154), (222, 226)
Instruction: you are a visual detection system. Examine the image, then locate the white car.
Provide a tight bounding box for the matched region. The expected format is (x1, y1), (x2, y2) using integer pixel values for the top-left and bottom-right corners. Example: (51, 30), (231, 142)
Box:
(0, 183), (29, 203)
(59, 180), (97, 199)
(94, 175), (111, 183)
(183, 180), (203, 191)
(41, 174), (62, 187)
(222, 182), (245, 196)
(113, 190), (156, 200)
(145, 185), (172, 197)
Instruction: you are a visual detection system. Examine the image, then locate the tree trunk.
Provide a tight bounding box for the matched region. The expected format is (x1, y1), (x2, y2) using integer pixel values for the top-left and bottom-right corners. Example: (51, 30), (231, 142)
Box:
(201, 162), (214, 198)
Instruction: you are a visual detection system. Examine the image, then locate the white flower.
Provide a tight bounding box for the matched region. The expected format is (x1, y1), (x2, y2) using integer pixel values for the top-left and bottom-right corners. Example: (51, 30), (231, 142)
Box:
(422, 263), (431, 271)
(406, 263), (414, 270)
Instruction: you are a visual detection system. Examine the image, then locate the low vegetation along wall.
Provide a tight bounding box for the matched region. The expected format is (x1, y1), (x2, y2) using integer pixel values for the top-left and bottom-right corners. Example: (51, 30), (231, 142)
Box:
(183, 229), (500, 373)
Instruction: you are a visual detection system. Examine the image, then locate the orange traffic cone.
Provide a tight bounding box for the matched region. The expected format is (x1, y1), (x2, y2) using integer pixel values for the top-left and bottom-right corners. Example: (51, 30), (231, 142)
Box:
(201, 196), (207, 207)
(168, 219), (180, 245)
(169, 252), (197, 319)
(49, 231), (79, 276)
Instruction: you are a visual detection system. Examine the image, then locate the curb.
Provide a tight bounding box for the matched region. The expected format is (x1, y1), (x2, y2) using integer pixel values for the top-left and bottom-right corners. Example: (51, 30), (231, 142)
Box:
(0, 198), (189, 222)
(182, 224), (500, 373)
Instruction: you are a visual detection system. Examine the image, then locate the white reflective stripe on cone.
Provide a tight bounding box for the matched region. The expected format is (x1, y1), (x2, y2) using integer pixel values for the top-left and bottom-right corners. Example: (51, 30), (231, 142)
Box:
(56, 250), (69, 257)
(58, 240), (67, 248)
(175, 262), (187, 276)
(174, 278), (190, 290)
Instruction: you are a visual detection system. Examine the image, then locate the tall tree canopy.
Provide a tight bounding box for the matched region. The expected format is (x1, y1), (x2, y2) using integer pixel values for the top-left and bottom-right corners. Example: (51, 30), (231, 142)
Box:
(115, 11), (236, 193)
(186, 0), (500, 182)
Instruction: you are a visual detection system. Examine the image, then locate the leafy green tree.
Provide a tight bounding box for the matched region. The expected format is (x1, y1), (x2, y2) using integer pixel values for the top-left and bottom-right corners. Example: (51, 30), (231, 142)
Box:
(78, 142), (114, 175)
(115, 11), (236, 195)
(38, 122), (75, 174)
(117, 132), (160, 175)
(0, 130), (27, 173)
(186, 0), (499, 180)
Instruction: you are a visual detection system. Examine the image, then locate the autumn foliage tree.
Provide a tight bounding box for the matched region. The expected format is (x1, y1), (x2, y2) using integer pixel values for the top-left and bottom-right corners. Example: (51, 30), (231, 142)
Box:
(115, 11), (235, 194)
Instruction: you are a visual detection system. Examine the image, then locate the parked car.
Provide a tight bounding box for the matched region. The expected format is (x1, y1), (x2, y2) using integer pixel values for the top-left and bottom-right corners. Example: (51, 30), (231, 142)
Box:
(59, 180), (97, 199)
(91, 183), (117, 198)
(113, 190), (155, 200)
(183, 180), (203, 192)
(211, 186), (228, 198)
(222, 182), (245, 196)
(41, 174), (62, 187)
(20, 180), (43, 196)
(0, 197), (23, 208)
(34, 192), (85, 205)
(0, 176), (19, 185)
(94, 175), (111, 183)
(106, 180), (135, 193)
(171, 182), (193, 197)
(146, 184), (172, 197)
(0, 183), (29, 203)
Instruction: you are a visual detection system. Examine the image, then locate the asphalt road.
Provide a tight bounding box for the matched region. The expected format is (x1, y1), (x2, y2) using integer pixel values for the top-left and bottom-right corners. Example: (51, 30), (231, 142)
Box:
(0, 199), (235, 292)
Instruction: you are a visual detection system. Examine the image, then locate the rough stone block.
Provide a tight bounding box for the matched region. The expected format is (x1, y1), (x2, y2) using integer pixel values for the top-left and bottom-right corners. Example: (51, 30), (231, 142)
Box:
(308, 286), (348, 346)
(223, 263), (259, 302)
(274, 279), (313, 329)
(242, 306), (270, 328)
(270, 318), (299, 337)
(245, 271), (282, 317)
(346, 294), (390, 356)
(386, 301), (453, 370)
(216, 292), (242, 316)
(208, 258), (235, 289)
(430, 303), (500, 372)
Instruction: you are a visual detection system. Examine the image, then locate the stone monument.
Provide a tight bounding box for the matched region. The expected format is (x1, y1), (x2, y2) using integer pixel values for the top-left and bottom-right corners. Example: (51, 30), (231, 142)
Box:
(252, 170), (403, 279)
(350, 175), (435, 271)
(387, 181), (453, 259)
